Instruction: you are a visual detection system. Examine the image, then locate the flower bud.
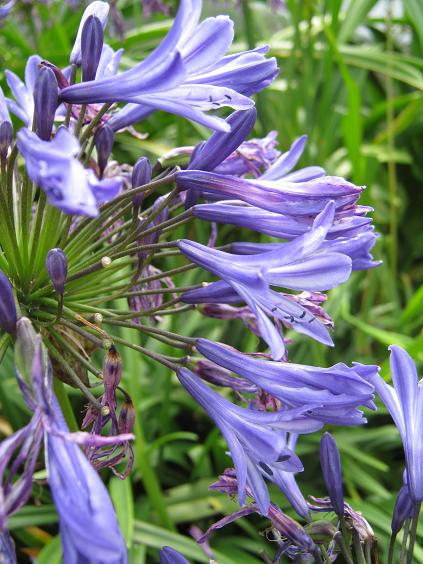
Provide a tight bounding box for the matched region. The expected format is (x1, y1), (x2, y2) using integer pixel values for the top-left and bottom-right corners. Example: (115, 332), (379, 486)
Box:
(0, 121), (12, 159)
(132, 157), (151, 207)
(70, 1), (109, 65)
(81, 15), (104, 82)
(159, 547), (189, 564)
(118, 398), (135, 434)
(33, 66), (58, 141)
(14, 317), (37, 382)
(95, 124), (114, 177)
(103, 345), (122, 407)
(46, 248), (68, 295)
(194, 359), (256, 392)
(0, 272), (17, 334)
(391, 485), (414, 535)
(320, 432), (344, 518)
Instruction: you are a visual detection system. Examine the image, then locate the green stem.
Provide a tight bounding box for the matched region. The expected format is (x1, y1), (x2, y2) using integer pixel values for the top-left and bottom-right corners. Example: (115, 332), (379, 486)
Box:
(119, 326), (175, 530)
(387, 532), (397, 564)
(406, 503), (421, 564)
(74, 104), (87, 138)
(80, 103), (112, 145)
(400, 518), (411, 564)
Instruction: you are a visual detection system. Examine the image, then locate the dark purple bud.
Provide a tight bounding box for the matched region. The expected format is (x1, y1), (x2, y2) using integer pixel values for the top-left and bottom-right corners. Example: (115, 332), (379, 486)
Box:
(104, 345), (122, 406)
(15, 317), (37, 382)
(132, 157), (152, 207)
(81, 15), (104, 82)
(268, 507), (315, 552)
(159, 546), (189, 564)
(33, 66), (58, 141)
(0, 272), (17, 334)
(95, 124), (114, 177)
(320, 432), (344, 518)
(0, 121), (13, 159)
(46, 248), (68, 295)
(391, 485), (414, 534)
(118, 398), (135, 434)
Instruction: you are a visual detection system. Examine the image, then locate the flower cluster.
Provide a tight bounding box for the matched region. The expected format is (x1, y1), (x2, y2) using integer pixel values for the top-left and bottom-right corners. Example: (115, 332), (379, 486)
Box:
(0, 0), (418, 562)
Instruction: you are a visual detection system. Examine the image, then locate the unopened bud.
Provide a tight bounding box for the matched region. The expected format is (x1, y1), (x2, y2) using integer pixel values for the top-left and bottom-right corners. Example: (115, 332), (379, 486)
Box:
(34, 66), (58, 141)
(392, 485), (414, 535)
(320, 432), (344, 518)
(81, 15), (104, 82)
(104, 345), (122, 400)
(118, 398), (135, 434)
(95, 124), (114, 177)
(194, 359), (256, 393)
(0, 121), (13, 159)
(0, 272), (17, 334)
(70, 1), (109, 65)
(159, 547), (189, 564)
(132, 157), (151, 207)
(46, 248), (68, 295)
(14, 317), (37, 381)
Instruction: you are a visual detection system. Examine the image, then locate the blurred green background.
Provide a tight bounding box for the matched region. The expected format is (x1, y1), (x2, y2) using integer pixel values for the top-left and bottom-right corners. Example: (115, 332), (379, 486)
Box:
(1, 0), (423, 561)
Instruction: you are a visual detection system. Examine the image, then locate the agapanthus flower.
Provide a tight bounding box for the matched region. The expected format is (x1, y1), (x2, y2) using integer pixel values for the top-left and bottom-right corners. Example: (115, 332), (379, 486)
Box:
(177, 368), (322, 515)
(196, 339), (376, 425)
(367, 345), (423, 502)
(60, 0), (278, 131)
(4, 55), (42, 126)
(17, 126), (122, 216)
(180, 202), (352, 359)
(159, 546), (189, 564)
(204, 469), (314, 550)
(69, 0), (109, 65)
(1, 338), (131, 562)
(391, 483), (414, 535)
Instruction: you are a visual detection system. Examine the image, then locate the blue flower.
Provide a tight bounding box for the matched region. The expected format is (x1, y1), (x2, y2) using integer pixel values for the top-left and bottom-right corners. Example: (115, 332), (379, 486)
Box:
(180, 202), (352, 359)
(196, 339), (376, 425)
(1, 337), (132, 562)
(368, 345), (423, 502)
(60, 0), (278, 131)
(177, 367), (322, 515)
(160, 546), (190, 564)
(5, 55), (42, 126)
(16, 127), (122, 216)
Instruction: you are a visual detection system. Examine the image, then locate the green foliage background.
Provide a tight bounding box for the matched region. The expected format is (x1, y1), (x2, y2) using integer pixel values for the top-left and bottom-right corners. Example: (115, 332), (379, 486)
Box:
(1, 0), (423, 561)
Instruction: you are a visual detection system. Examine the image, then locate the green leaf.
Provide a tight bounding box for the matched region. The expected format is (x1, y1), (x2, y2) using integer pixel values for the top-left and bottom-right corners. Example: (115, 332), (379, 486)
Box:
(110, 476), (134, 549)
(36, 535), (62, 564)
(404, 0), (423, 51)
(338, 0), (378, 43)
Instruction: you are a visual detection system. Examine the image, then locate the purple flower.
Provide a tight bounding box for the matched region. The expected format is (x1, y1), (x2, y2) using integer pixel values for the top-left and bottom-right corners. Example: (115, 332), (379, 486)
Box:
(180, 203), (352, 359)
(177, 368), (322, 515)
(205, 469), (313, 546)
(320, 432), (344, 518)
(16, 127), (122, 216)
(0, 86), (13, 158)
(160, 546), (189, 564)
(61, 0), (278, 131)
(193, 201), (374, 241)
(6, 338), (131, 562)
(5, 55), (42, 126)
(230, 229), (381, 272)
(0, 272), (17, 334)
(196, 339), (376, 425)
(391, 483), (414, 535)
(367, 345), (423, 502)
(70, 1), (109, 65)
(213, 130), (280, 177)
(0, 530), (16, 563)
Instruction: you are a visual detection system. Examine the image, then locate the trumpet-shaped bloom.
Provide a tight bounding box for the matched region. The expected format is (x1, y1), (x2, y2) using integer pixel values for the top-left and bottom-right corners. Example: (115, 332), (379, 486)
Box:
(180, 202), (352, 359)
(196, 339), (376, 425)
(367, 345), (423, 502)
(177, 368), (323, 515)
(17, 127), (122, 216)
(159, 547), (189, 564)
(61, 0), (278, 131)
(1, 339), (131, 563)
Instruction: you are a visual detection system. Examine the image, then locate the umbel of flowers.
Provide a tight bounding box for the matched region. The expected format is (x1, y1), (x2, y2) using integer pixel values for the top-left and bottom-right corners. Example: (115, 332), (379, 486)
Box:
(0, 1), (418, 562)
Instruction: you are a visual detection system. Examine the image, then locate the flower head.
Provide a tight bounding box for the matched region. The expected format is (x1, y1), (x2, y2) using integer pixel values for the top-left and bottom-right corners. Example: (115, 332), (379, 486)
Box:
(177, 367), (322, 515)
(17, 127), (122, 216)
(367, 345), (423, 502)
